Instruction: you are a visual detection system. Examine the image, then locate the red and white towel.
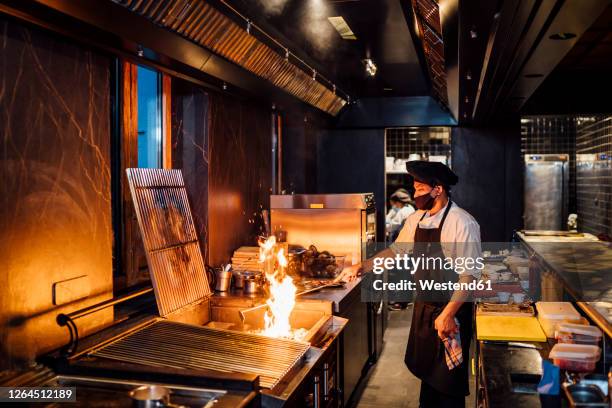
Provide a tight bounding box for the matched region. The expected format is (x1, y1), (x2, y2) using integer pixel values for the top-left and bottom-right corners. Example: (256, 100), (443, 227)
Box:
(442, 318), (463, 370)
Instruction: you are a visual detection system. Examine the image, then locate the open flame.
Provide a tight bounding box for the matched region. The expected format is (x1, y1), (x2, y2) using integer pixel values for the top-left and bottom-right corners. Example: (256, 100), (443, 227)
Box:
(258, 236), (298, 339)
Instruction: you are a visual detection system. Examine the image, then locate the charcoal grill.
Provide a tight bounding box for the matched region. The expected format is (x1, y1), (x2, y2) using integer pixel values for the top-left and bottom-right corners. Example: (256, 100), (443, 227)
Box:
(49, 169), (346, 406)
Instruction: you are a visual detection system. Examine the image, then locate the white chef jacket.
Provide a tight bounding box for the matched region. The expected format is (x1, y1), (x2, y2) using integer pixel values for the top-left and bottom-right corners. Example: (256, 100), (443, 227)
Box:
(391, 201), (483, 277)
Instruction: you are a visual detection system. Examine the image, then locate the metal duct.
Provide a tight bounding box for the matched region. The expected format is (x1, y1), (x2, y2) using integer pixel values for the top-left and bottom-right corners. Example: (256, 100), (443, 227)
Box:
(412, 0), (448, 105)
(111, 0), (347, 116)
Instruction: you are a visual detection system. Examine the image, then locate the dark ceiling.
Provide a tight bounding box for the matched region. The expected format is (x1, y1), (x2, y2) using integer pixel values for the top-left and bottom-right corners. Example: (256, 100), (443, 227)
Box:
(560, 4), (612, 71)
(522, 4), (612, 115)
(218, 0), (430, 98)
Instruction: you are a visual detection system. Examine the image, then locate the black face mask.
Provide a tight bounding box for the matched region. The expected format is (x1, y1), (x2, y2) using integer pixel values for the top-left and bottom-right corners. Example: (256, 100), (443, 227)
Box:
(414, 192), (435, 210)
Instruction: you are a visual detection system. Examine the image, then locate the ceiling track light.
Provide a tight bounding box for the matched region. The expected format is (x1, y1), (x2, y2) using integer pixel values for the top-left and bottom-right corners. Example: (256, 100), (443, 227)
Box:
(137, 45), (144, 57)
(284, 48), (289, 61)
(246, 19), (252, 35)
(332, 84), (336, 95)
(466, 70), (472, 81)
(312, 70), (317, 81)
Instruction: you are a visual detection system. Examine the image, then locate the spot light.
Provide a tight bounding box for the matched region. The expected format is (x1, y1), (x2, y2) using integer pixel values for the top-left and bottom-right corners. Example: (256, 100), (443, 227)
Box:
(246, 19), (252, 35)
(137, 45), (144, 57)
(466, 70), (472, 80)
(312, 70), (317, 81)
(364, 58), (377, 77)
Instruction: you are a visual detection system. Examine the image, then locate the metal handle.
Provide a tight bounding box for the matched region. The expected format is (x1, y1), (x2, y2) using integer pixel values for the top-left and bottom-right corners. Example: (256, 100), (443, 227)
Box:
(56, 286), (153, 356)
(313, 375), (320, 408)
(323, 363), (330, 401)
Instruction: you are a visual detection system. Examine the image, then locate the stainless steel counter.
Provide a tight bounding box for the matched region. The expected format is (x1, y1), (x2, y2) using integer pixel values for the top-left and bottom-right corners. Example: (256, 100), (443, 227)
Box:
(517, 231), (612, 337)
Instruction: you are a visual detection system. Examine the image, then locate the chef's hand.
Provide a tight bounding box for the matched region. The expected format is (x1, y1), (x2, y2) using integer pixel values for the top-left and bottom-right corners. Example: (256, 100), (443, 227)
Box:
(335, 263), (360, 283)
(434, 312), (459, 339)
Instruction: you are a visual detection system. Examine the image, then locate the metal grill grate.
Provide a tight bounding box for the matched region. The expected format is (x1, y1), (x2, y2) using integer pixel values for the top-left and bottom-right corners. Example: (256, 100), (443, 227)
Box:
(91, 320), (310, 389)
(126, 168), (212, 316)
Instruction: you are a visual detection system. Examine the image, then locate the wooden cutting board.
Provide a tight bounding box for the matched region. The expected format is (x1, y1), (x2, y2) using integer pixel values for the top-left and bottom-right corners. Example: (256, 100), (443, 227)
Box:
(476, 303), (535, 316)
(476, 315), (546, 342)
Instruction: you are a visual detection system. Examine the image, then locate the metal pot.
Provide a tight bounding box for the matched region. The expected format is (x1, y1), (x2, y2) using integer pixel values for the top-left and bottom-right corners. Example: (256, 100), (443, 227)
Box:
(233, 270), (245, 289)
(243, 271), (263, 294)
(129, 385), (170, 408)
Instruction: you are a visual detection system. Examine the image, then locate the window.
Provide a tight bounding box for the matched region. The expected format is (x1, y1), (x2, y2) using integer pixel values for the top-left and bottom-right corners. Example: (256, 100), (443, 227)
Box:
(137, 65), (162, 168)
(112, 61), (172, 291)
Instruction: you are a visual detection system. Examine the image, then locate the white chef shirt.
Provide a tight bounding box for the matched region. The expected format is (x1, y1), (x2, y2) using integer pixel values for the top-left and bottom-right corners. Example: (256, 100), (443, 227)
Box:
(391, 201), (483, 277)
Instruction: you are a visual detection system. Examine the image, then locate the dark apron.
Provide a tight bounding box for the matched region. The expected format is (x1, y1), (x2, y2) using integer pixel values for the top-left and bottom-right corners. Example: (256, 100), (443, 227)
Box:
(404, 202), (473, 398)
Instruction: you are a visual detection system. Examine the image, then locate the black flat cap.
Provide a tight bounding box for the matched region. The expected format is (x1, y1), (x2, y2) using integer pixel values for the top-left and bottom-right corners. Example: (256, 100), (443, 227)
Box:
(405, 160), (458, 187)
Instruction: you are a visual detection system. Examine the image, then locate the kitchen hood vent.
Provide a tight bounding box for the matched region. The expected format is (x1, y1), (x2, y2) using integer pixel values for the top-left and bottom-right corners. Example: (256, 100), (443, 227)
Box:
(111, 0), (346, 115)
(412, 0), (448, 105)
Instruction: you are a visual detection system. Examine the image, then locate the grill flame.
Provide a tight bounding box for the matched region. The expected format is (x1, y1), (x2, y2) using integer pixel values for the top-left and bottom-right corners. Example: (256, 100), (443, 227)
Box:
(259, 236), (298, 339)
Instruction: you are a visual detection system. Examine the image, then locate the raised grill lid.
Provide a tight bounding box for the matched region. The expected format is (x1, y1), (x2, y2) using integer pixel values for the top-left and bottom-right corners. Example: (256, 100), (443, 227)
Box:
(126, 168), (212, 316)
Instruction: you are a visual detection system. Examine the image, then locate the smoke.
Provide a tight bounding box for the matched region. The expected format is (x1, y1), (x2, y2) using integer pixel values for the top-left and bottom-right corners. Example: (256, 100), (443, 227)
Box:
(256, 0), (336, 58)
(256, 0), (290, 16)
(300, 0), (335, 58)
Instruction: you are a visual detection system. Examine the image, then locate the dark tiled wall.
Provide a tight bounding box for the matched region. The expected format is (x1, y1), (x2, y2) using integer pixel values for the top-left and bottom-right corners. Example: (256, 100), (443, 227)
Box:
(0, 18), (113, 368)
(521, 116), (577, 213)
(386, 127), (451, 160)
(576, 116), (612, 236)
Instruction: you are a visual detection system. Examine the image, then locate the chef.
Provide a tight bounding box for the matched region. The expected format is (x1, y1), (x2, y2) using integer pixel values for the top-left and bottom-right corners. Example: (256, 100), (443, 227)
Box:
(386, 188), (415, 241)
(360, 160), (482, 408)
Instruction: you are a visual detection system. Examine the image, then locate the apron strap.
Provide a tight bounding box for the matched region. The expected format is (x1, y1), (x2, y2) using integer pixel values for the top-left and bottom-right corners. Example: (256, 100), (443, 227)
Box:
(438, 200), (453, 228)
(418, 200), (453, 225)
